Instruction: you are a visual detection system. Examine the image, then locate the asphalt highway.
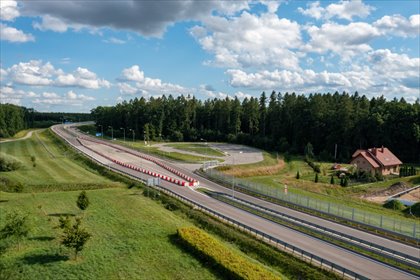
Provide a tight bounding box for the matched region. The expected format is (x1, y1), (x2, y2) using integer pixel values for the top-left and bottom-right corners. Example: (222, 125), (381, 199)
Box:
(52, 124), (419, 279)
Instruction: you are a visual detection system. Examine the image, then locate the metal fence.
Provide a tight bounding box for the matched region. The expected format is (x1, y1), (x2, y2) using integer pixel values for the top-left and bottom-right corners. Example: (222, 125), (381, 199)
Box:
(205, 168), (420, 239)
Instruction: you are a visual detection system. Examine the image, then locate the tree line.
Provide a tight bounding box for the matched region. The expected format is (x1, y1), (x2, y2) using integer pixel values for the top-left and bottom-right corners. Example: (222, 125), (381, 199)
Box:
(92, 92), (420, 163)
(0, 104), (91, 138)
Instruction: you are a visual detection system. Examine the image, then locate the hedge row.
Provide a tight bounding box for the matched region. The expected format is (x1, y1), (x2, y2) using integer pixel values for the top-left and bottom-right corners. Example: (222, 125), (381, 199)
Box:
(178, 227), (280, 280)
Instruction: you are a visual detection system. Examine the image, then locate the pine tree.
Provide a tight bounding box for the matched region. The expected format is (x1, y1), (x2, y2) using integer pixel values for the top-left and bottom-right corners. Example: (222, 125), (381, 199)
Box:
(77, 191), (90, 211)
(296, 171), (300, 179)
(315, 173), (319, 183)
(61, 217), (91, 259)
(330, 175), (335, 185)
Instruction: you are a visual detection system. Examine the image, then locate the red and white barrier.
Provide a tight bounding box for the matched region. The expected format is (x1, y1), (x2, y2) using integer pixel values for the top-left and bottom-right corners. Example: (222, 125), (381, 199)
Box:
(79, 136), (200, 187)
(77, 138), (190, 187)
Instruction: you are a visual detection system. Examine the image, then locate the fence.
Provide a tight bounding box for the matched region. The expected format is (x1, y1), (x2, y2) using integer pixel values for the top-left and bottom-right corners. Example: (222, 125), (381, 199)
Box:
(205, 168), (420, 239)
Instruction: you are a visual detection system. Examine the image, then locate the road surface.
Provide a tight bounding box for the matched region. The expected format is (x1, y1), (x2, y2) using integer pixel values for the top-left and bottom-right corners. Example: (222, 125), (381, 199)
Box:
(52, 124), (419, 280)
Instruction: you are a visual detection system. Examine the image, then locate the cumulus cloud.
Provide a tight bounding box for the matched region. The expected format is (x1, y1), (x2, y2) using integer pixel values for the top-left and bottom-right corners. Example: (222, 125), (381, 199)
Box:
(303, 22), (380, 58)
(22, 0), (250, 37)
(0, 0), (19, 21)
(298, 0), (374, 21)
(0, 23), (35, 43)
(33, 90), (95, 105)
(226, 49), (419, 100)
(119, 65), (191, 96)
(191, 11), (302, 69)
(0, 85), (39, 105)
(374, 14), (420, 38)
(3, 60), (110, 89)
(198, 84), (229, 99)
(33, 15), (71, 32)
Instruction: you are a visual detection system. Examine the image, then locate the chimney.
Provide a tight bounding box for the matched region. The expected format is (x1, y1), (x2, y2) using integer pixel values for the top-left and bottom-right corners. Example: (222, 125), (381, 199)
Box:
(381, 145), (384, 153)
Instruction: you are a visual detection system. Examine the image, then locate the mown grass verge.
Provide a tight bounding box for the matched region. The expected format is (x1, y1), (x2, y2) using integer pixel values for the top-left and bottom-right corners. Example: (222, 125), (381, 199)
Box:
(0, 130), (123, 192)
(177, 226), (281, 280)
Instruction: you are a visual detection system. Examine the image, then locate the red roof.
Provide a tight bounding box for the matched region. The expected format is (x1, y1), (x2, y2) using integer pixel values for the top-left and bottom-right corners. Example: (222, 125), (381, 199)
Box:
(351, 147), (402, 168)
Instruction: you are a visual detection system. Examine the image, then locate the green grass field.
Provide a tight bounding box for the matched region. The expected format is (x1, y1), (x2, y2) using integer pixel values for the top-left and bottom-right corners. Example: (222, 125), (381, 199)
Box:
(0, 188), (219, 279)
(167, 143), (225, 157)
(0, 130), (122, 191)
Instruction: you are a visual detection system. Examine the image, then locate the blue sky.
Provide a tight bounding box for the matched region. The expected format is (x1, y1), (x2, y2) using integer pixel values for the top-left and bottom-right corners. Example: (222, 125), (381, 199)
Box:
(1, 0), (419, 112)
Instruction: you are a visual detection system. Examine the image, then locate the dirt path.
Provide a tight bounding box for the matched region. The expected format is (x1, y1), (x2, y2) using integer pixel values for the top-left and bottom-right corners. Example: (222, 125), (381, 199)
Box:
(0, 129), (43, 143)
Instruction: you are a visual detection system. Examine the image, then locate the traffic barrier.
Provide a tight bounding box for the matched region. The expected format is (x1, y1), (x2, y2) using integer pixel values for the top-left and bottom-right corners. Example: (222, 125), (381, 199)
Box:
(79, 136), (199, 186)
(77, 137), (188, 187)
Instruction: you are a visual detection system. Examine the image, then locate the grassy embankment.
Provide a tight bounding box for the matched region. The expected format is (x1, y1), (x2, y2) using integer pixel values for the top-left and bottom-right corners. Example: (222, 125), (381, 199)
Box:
(0, 130), (123, 192)
(217, 153), (420, 219)
(167, 143), (225, 157)
(0, 128), (291, 280)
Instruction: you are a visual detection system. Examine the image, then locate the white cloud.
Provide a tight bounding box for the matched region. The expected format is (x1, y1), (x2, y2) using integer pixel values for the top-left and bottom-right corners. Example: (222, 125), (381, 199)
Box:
(33, 90), (95, 105)
(0, 0), (19, 21)
(234, 91), (252, 100)
(33, 15), (70, 32)
(56, 67), (111, 89)
(304, 22), (380, 58)
(0, 85), (40, 105)
(0, 23), (35, 43)
(374, 14), (420, 38)
(198, 84), (229, 99)
(7, 60), (57, 86)
(191, 11), (302, 69)
(120, 65), (190, 96)
(227, 48), (419, 100)
(4, 60), (110, 89)
(103, 37), (126, 44)
(298, 0), (374, 21)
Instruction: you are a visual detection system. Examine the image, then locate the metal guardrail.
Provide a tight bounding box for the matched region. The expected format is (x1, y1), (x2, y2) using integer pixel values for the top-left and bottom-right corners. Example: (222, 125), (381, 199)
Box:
(155, 186), (370, 280)
(50, 125), (382, 280)
(212, 192), (420, 268)
(203, 169), (420, 240)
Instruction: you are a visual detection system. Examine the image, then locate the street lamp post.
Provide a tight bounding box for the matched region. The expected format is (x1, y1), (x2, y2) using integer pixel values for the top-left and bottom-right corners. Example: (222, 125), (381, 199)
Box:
(108, 126), (113, 140)
(200, 138), (209, 156)
(120, 127), (126, 143)
(98, 124), (103, 139)
(232, 151), (242, 198)
(129, 129), (135, 145)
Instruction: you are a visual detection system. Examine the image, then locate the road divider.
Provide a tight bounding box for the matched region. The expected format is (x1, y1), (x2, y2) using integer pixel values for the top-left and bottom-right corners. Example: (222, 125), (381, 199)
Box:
(77, 138), (190, 187)
(78, 136), (199, 187)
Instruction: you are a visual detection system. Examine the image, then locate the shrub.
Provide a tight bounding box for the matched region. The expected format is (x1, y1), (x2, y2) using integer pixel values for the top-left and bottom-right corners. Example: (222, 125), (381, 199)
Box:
(314, 173), (318, 183)
(330, 175), (335, 185)
(0, 153), (23, 172)
(296, 171), (300, 179)
(383, 200), (405, 211)
(76, 191), (90, 211)
(177, 227), (280, 280)
(404, 202), (420, 217)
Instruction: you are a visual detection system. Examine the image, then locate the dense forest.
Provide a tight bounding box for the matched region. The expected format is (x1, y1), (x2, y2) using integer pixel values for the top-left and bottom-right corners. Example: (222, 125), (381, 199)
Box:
(92, 92), (420, 163)
(0, 104), (91, 138)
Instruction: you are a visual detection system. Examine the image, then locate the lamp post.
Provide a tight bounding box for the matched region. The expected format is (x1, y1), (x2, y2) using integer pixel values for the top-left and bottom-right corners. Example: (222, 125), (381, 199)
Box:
(120, 127), (126, 143)
(232, 151), (242, 198)
(129, 129), (135, 145)
(200, 138), (209, 156)
(108, 126), (113, 140)
(98, 124), (103, 139)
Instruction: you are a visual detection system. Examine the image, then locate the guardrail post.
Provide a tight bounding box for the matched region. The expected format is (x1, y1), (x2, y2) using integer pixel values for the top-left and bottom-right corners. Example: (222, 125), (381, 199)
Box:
(351, 208), (355, 220)
(380, 215), (383, 228)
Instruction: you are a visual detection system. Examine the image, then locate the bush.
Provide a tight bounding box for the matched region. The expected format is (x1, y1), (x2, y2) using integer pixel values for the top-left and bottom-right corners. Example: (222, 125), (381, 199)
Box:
(383, 200), (405, 211)
(404, 202), (420, 217)
(170, 130), (184, 142)
(296, 171), (300, 179)
(0, 153), (23, 172)
(76, 191), (90, 211)
(177, 227), (280, 280)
